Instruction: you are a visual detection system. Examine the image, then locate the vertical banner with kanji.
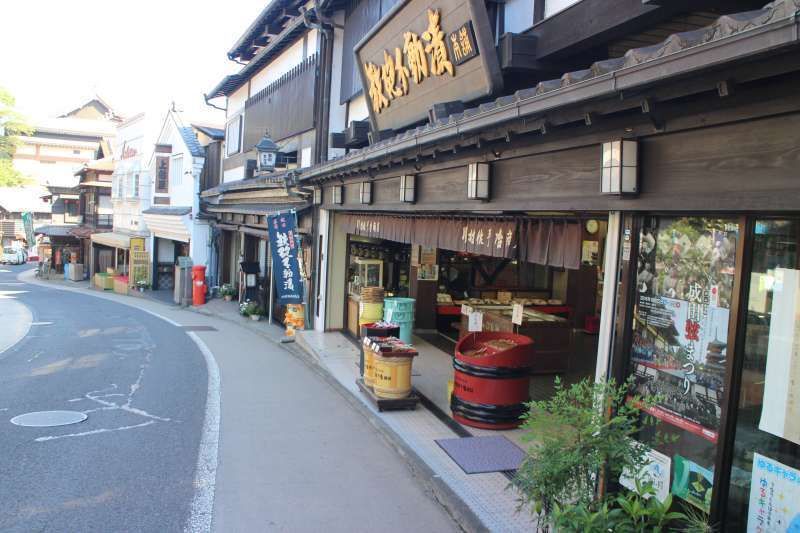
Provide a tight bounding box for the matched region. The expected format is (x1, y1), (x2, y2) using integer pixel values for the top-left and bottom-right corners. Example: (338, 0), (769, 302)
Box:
(267, 211), (304, 305)
(22, 212), (35, 246)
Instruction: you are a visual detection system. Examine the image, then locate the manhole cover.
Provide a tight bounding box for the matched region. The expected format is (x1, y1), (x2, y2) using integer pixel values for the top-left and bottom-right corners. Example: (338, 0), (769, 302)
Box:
(10, 411), (88, 427)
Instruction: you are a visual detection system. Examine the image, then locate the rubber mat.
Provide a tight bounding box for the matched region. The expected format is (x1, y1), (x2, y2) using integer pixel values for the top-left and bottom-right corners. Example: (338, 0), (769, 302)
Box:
(435, 436), (526, 474)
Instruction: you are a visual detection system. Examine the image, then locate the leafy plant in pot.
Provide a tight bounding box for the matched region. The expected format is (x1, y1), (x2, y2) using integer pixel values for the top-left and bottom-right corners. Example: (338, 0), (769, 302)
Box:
(239, 299), (261, 321)
(220, 283), (235, 301)
(512, 377), (711, 532)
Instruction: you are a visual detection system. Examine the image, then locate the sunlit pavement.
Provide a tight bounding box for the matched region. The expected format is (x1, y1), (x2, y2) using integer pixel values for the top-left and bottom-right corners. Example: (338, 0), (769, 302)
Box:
(0, 265), (458, 533)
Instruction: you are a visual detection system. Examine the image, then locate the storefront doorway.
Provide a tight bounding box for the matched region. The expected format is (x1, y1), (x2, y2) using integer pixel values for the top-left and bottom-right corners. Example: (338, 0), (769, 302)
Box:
(335, 212), (614, 440)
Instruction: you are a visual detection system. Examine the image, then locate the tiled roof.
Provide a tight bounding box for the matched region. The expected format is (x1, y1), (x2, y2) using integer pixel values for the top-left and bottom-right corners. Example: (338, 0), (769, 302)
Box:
(34, 225), (79, 238)
(179, 127), (205, 158)
(142, 206), (192, 216)
(0, 186), (51, 214)
(191, 124), (225, 140)
(201, 171), (292, 196)
(300, 0), (800, 180)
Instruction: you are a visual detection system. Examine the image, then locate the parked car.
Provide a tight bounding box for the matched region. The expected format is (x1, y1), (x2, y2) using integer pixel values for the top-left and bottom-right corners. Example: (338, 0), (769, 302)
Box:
(2, 248), (26, 265)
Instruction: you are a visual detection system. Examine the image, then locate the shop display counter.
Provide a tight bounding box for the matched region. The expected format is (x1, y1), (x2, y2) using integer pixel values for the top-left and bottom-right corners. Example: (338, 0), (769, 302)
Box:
(458, 305), (572, 374)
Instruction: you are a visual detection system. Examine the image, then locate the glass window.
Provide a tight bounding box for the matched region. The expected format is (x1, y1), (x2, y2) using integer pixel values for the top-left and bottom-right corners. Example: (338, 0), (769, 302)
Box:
(725, 219), (800, 531)
(628, 216), (739, 516)
(225, 115), (242, 157)
(504, 0), (535, 34)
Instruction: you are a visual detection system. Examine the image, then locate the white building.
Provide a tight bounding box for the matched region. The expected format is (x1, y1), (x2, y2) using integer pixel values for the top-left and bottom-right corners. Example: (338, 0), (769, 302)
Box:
(142, 108), (220, 290)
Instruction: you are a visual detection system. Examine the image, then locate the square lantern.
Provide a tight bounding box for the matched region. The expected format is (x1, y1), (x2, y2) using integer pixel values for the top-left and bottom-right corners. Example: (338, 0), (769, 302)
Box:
(332, 185), (343, 205)
(313, 187), (322, 205)
(467, 162), (490, 200)
(601, 140), (638, 195)
(400, 174), (415, 203)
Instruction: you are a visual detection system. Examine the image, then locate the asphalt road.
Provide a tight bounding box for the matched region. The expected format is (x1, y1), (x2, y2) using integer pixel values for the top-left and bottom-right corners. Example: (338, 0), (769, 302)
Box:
(0, 264), (207, 532)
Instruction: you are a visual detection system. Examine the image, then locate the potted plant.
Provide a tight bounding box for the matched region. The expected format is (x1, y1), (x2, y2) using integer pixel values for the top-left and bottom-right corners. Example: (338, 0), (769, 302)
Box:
(135, 280), (150, 292)
(239, 300), (262, 321)
(220, 283), (235, 301)
(513, 377), (712, 532)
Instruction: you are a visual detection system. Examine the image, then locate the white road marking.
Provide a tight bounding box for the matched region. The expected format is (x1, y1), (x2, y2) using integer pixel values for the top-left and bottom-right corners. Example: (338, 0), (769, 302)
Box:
(35, 421), (156, 442)
(30, 322), (53, 326)
(18, 269), (221, 531)
(27, 351), (43, 363)
(184, 331), (221, 533)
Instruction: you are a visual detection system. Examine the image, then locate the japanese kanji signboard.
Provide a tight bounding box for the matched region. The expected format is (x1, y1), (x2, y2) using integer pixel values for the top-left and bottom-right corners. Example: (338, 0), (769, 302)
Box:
(267, 211), (304, 305)
(355, 0), (502, 132)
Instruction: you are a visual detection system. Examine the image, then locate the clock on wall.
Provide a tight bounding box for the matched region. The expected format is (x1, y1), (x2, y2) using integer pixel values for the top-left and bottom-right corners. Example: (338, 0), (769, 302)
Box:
(585, 219), (599, 235)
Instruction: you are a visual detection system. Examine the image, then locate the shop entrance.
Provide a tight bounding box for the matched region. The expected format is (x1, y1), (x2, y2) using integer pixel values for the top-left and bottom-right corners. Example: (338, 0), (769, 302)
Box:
(337, 213), (613, 441)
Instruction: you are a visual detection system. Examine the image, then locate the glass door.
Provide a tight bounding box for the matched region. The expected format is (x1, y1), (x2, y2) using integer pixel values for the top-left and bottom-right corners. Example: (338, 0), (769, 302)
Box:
(724, 219), (800, 531)
(626, 216), (740, 514)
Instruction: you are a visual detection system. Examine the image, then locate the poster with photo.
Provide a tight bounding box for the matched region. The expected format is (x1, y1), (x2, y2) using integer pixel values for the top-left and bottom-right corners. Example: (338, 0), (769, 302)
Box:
(630, 218), (738, 440)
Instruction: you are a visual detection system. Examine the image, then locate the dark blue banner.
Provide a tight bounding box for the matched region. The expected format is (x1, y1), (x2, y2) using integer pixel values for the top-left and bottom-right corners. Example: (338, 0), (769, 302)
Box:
(267, 211), (304, 305)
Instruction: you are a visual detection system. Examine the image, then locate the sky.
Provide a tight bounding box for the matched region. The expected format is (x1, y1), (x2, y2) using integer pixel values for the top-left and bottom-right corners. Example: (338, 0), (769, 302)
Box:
(0, 0), (267, 125)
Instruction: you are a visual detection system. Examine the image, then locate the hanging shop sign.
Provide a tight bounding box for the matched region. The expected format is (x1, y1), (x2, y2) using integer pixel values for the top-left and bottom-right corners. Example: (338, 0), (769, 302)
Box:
(747, 452), (800, 532)
(355, 0), (502, 132)
(267, 211), (304, 305)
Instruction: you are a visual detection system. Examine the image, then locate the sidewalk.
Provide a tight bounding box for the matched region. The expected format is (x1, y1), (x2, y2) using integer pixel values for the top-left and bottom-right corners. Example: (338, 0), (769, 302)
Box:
(297, 330), (536, 533)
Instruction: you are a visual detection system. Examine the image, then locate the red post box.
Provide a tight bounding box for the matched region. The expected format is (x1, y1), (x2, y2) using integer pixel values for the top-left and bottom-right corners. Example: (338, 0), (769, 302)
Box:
(192, 265), (207, 306)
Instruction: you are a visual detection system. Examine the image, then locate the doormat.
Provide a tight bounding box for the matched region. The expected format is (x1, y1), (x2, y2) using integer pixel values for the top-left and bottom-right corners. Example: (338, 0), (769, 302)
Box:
(435, 436), (526, 474)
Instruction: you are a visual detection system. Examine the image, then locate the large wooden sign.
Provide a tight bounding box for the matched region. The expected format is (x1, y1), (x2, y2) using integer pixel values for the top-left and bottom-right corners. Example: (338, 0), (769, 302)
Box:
(355, 0), (502, 133)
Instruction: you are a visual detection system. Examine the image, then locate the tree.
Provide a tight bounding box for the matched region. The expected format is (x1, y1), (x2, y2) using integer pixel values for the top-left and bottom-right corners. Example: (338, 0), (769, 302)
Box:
(0, 86), (34, 187)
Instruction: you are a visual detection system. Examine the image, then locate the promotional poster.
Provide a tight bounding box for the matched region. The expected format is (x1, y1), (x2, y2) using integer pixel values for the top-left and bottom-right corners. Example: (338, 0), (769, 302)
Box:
(630, 218), (738, 440)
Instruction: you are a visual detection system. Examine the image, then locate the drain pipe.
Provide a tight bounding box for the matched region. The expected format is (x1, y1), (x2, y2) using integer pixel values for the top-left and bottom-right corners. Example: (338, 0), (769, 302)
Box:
(303, 3), (336, 164)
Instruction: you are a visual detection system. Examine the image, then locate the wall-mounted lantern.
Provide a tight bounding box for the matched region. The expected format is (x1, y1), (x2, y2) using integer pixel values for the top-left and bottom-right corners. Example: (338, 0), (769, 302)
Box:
(399, 174), (415, 203)
(467, 162), (490, 200)
(255, 132), (279, 174)
(359, 181), (372, 205)
(601, 139), (638, 195)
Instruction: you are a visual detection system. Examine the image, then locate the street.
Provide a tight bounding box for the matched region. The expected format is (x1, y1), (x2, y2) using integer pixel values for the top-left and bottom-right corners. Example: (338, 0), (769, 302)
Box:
(0, 265), (458, 533)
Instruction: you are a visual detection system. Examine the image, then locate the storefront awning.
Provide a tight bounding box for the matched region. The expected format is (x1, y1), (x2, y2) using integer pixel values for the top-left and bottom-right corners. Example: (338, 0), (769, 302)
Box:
(91, 231), (130, 249)
(340, 213), (582, 269)
(142, 210), (191, 243)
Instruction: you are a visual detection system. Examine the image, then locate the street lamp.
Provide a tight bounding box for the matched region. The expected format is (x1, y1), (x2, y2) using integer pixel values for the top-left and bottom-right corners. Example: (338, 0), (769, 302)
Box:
(255, 132), (279, 174)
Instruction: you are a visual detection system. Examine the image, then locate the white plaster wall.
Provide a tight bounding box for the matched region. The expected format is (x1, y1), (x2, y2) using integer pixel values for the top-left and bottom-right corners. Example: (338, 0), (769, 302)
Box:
(249, 30), (319, 96)
(504, 0), (535, 33)
(544, 0), (581, 18)
(227, 85), (249, 117)
(190, 221), (210, 267)
(223, 166), (245, 183)
(347, 94), (369, 125)
(314, 208), (330, 331)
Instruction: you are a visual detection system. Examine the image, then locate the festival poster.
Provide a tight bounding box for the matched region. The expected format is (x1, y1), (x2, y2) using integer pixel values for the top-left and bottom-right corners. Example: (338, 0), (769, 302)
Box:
(630, 218), (737, 440)
(747, 453), (800, 532)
